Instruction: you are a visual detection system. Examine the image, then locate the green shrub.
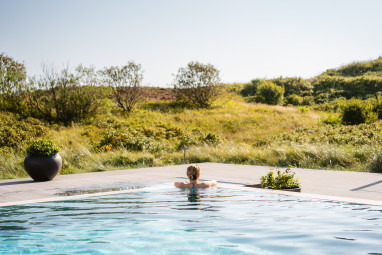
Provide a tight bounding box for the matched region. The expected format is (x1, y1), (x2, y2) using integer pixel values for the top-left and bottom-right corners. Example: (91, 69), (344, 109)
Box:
(28, 65), (101, 125)
(271, 77), (313, 97)
(285, 94), (303, 105)
(260, 167), (300, 189)
(240, 79), (263, 97)
(369, 152), (382, 173)
(225, 83), (245, 94)
(26, 140), (59, 156)
(0, 113), (47, 148)
(178, 133), (199, 149)
(200, 133), (222, 146)
(98, 130), (167, 153)
(323, 114), (341, 125)
(313, 75), (382, 100)
(255, 81), (284, 105)
(0, 53), (28, 114)
(173, 61), (221, 108)
(373, 96), (382, 119)
(302, 96), (314, 106)
(101, 62), (146, 112)
(298, 106), (310, 113)
(340, 99), (377, 125)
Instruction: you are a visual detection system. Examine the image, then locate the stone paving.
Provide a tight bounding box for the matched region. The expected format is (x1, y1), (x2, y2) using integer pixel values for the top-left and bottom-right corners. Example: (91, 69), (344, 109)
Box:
(1, 163), (382, 206)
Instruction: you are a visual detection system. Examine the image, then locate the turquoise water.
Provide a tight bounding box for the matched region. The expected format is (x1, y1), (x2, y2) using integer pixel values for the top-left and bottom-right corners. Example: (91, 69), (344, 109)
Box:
(0, 185), (382, 254)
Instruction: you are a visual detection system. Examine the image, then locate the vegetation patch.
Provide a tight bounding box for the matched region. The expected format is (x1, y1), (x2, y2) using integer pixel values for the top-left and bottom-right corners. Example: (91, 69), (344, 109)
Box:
(260, 167), (301, 189)
(2, 53), (382, 180)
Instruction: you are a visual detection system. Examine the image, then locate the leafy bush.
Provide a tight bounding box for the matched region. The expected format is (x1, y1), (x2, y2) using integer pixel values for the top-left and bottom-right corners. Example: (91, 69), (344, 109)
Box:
(201, 133), (222, 146)
(225, 83), (245, 94)
(240, 79), (263, 97)
(285, 94), (303, 105)
(98, 130), (165, 152)
(255, 81), (284, 105)
(369, 152), (382, 173)
(302, 96), (314, 106)
(98, 126), (223, 153)
(101, 62), (146, 112)
(260, 167), (300, 189)
(373, 95), (382, 119)
(323, 114), (341, 125)
(313, 75), (382, 100)
(26, 140), (59, 156)
(28, 65), (101, 125)
(173, 61), (221, 108)
(178, 133), (199, 149)
(0, 53), (28, 114)
(340, 99), (377, 125)
(271, 77), (313, 97)
(0, 113), (46, 148)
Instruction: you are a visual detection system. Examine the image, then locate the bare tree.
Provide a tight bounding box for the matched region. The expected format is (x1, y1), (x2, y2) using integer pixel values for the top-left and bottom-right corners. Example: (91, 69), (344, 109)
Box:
(173, 61), (221, 108)
(101, 62), (145, 112)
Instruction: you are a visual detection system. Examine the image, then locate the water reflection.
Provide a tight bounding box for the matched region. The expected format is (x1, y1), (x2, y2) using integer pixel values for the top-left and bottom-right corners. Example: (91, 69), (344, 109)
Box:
(187, 188), (202, 211)
(180, 188), (221, 211)
(188, 187), (201, 203)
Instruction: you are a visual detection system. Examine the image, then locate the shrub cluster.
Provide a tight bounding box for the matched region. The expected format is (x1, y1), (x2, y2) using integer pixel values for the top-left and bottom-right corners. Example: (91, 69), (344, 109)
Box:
(240, 78), (315, 106)
(313, 75), (382, 100)
(323, 57), (382, 77)
(271, 77), (313, 97)
(340, 99), (377, 125)
(0, 113), (46, 148)
(254, 123), (382, 147)
(254, 81), (284, 105)
(260, 167), (300, 189)
(97, 125), (223, 153)
(28, 65), (101, 125)
(240, 79), (263, 97)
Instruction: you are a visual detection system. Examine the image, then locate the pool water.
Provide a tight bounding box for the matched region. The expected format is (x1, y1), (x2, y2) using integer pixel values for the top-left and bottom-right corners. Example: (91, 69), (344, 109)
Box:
(0, 184), (382, 254)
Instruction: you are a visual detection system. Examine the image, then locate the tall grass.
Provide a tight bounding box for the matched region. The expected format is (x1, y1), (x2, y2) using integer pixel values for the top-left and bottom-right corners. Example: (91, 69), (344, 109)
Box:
(0, 96), (378, 180)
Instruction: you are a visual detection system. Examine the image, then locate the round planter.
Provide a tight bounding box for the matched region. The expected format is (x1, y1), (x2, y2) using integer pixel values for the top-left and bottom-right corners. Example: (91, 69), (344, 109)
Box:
(24, 154), (62, 182)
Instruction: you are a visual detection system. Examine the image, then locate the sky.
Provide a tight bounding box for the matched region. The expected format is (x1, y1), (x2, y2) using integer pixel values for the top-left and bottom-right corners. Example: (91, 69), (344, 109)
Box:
(1, 0), (382, 87)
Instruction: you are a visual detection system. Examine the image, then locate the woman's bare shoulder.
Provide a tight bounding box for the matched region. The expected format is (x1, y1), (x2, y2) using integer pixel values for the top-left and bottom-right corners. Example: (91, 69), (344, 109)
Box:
(198, 181), (217, 188)
(174, 182), (191, 188)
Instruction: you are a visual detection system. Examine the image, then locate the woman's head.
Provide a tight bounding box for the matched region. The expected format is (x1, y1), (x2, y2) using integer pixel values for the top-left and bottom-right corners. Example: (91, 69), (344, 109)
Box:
(187, 164), (200, 181)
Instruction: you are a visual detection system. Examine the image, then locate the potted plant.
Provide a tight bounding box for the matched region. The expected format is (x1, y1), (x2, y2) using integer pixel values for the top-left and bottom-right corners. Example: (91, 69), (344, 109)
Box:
(24, 140), (62, 182)
(247, 167), (301, 192)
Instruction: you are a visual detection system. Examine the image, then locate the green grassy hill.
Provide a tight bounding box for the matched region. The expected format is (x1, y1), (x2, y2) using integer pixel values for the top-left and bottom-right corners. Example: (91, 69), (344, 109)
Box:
(322, 57), (382, 78)
(2, 56), (382, 180)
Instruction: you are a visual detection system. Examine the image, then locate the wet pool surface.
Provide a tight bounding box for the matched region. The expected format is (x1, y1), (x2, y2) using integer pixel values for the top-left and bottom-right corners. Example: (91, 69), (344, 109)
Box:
(1, 184), (381, 254)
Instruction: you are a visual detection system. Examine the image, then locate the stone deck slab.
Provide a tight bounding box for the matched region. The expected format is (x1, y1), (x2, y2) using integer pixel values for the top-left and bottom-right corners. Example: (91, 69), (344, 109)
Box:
(1, 163), (382, 206)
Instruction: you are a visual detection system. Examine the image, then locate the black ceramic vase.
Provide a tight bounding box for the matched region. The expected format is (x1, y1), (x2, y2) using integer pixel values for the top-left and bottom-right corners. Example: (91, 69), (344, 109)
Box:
(24, 154), (62, 182)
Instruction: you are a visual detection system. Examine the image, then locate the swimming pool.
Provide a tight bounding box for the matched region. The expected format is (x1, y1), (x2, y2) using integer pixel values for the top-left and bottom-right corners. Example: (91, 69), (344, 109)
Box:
(0, 184), (381, 254)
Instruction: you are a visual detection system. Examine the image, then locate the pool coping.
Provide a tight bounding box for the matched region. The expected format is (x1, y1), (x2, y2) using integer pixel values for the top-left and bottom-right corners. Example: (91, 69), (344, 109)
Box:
(1, 182), (382, 207)
(1, 163), (382, 207)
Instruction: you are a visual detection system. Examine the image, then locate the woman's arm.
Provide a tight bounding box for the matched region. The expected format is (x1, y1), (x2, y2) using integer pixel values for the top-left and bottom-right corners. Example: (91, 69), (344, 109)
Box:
(199, 180), (217, 188)
(174, 182), (189, 188)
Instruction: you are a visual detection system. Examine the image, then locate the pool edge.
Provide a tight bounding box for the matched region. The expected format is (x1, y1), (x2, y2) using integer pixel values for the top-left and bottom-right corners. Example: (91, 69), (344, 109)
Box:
(1, 182), (382, 207)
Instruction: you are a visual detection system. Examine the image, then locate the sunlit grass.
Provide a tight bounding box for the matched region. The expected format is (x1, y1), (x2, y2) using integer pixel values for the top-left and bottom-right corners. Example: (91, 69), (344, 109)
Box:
(0, 96), (378, 180)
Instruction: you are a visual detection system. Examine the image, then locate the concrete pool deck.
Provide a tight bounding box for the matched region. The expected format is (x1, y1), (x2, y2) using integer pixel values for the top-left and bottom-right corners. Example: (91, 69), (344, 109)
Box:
(1, 163), (382, 207)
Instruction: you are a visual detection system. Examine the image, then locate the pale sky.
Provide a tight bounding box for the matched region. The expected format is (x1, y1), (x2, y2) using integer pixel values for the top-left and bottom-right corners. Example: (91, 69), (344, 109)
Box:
(1, 0), (382, 87)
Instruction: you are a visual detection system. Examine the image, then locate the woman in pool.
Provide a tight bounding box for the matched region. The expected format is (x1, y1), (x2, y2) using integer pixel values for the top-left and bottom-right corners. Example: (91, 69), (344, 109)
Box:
(174, 164), (217, 188)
